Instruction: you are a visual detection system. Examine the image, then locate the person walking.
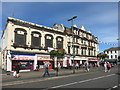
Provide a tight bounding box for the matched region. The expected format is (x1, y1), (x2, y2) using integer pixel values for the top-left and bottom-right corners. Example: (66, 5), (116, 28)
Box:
(76, 63), (79, 69)
(107, 62), (111, 72)
(85, 62), (89, 72)
(43, 63), (50, 77)
(14, 62), (20, 78)
(104, 62), (107, 72)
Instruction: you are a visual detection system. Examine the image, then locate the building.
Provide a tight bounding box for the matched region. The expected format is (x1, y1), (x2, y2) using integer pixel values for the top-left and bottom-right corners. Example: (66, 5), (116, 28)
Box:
(1, 17), (99, 72)
(104, 47), (120, 63)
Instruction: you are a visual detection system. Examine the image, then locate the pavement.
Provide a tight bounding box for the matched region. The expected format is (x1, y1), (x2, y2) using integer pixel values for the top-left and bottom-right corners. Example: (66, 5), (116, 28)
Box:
(1, 66), (104, 83)
(2, 65), (119, 89)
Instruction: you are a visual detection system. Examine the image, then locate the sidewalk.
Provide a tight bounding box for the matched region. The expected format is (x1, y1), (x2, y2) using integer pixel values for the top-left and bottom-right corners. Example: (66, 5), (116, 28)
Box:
(2, 67), (102, 83)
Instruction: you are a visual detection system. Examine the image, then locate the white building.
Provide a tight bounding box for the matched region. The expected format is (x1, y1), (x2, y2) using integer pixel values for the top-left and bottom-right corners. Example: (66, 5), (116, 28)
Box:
(104, 47), (120, 62)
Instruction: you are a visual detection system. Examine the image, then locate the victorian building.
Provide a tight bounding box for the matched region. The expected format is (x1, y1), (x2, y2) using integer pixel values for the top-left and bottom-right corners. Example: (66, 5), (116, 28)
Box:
(1, 17), (99, 72)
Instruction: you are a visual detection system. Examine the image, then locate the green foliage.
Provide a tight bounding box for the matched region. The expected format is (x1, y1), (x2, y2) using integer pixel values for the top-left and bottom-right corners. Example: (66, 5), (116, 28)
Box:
(50, 49), (65, 59)
(97, 53), (109, 59)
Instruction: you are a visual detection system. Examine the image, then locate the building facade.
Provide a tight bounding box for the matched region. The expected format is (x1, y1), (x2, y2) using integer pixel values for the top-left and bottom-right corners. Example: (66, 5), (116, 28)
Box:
(1, 17), (99, 72)
(104, 47), (120, 62)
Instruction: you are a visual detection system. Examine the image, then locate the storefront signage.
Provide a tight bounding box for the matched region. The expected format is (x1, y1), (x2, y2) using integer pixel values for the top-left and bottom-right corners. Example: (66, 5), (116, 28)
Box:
(88, 58), (98, 61)
(37, 55), (52, 61)
(11, 55), (34, 60)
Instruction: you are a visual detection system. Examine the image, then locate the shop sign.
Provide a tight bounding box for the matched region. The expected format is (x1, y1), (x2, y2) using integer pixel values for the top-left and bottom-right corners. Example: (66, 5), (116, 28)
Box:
(88, 58), (98, 61)
(37, 55), (52, 61)
(11, 55), (34, 60)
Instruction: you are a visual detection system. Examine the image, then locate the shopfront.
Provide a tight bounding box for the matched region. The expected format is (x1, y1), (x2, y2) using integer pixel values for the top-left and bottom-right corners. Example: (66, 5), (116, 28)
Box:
(37, 55), (54, 69)
(88, 58), (98, 67)
(11, 53), (35, 71)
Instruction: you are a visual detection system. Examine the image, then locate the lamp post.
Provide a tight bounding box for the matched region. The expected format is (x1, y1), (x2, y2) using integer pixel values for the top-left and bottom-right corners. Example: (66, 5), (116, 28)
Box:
(67, 16), (77, 74)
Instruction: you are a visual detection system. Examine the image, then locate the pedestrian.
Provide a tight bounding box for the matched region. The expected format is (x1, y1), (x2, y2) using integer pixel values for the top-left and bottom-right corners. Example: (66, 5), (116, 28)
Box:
(104, 62), (107, 72)
(107, 62), (111, 72)
(43, 63), (50, 77)
(85, 63), (89, 72)
(76, 63), (79, 69)
(14, 62), (20, 78)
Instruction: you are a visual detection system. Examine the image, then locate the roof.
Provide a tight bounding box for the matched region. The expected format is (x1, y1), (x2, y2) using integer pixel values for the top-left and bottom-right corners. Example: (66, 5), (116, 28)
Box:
(104, 47), (120, 51)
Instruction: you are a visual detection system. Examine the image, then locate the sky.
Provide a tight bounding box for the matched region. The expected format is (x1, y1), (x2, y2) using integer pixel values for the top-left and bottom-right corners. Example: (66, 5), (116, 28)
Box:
(1, 1), (118, 53)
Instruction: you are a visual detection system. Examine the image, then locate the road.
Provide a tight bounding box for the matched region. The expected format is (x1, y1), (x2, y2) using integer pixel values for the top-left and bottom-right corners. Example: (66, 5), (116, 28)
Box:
(2, 66), (120, 89)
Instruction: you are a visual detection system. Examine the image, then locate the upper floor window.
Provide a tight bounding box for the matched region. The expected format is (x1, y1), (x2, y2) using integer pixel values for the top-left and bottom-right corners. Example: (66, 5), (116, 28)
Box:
(68, 46), (70, 54)
(81, 39), (83, 44)
(81, 48), (83, 55)
(14, 28), (27, 45)
(88, 41), (90, 46)
(111, 55), (113, 59)
(111, 51), (112, 53)
(115, 50), (116, 53)
(45, 34), (53, 48)
(107, 51), (109, 54)
(31, 32), (41, 47)
(56, 36), (63, 49)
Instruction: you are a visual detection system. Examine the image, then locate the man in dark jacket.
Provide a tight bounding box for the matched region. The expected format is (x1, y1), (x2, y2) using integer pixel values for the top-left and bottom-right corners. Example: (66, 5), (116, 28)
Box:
(15, 63), (20, 78)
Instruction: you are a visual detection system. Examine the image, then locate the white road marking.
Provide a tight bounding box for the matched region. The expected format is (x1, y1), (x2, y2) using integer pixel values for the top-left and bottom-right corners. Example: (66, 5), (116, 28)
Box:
(51, 74), (116, 88)
(112, 85), (118, 88)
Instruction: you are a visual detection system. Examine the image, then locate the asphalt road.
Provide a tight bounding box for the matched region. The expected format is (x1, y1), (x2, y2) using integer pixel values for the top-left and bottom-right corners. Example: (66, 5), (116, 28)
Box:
(2, 66), (120, 89)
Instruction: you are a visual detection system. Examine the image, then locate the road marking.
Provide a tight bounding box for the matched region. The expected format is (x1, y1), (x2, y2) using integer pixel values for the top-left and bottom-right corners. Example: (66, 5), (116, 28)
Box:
(50, 74), (116, 89)
(112, 85), (118, 88)
(2, 71), (100, 86)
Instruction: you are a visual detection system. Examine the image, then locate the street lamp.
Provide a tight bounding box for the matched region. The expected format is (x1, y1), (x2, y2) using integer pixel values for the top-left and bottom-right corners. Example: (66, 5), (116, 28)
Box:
(67, 16), (77, 74)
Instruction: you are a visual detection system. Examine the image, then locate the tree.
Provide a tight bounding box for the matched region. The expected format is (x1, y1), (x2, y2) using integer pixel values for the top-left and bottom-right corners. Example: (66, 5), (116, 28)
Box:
(97, 53), (109, 62)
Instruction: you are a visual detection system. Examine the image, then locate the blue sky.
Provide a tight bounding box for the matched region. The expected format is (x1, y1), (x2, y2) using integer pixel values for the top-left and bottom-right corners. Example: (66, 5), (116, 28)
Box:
(1, 2), (118, 52)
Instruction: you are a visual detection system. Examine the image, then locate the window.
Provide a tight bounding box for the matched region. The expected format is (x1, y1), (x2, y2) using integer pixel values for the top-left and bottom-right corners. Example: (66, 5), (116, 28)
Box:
(14, 28), (27, 45)
(88, 49), (90, 56)
(107, 51), (109, 54)
(31, 32), (41, 47)
(68, 46), (70, 54)
(111, 51), (112, 53)
(85, 48), (86, 55)
(56, 36), (63, 49)
(81, 48), (83, 55)
(94, 50), (96, 56)
(76, 47), (78, 55)
(81, 39), (83, 44)
(88, 41), (90, 46)
(111, 55), (113, 59)
(115, 55), (117, 59)
(115, 50), (116, 53)
(45, 34), (53, 48)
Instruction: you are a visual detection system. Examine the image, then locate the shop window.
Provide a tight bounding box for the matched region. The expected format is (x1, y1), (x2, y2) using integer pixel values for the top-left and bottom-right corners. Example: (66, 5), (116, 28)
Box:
(56, 36), (63, 49)
(45, 34), (53, 48)
(31, 32), (41, 47)
(14, 28), (27, 46)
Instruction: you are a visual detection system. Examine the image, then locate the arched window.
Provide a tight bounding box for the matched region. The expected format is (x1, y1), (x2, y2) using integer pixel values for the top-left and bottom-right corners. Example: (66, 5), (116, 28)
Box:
(31, 32), (41, 49)
(56, 36), (63, 49)
(45, 34), (53, 48)
(14, 28), (27, 46)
